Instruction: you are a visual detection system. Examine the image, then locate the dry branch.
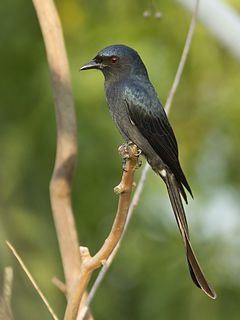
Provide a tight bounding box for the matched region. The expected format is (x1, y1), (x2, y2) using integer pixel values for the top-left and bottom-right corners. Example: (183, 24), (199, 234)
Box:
(64, 144), (141, 320)
(80, 0), (200, 317)
(32, 0), (81, 293)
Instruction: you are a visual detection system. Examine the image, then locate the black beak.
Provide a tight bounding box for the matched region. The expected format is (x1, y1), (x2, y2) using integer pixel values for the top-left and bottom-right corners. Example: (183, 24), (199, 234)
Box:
(80, 59), (102, 71)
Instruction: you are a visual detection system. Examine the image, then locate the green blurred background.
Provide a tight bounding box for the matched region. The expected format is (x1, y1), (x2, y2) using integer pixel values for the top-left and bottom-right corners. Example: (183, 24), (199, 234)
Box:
(1, 0), (240, 319)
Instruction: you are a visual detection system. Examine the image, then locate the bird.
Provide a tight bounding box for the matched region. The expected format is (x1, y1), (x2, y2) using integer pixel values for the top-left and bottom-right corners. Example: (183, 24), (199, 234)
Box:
(80, 44), (216, 299)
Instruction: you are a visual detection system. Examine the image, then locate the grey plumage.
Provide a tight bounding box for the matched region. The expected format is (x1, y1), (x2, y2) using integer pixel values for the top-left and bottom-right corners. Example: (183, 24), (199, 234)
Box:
(80, 44), (216, 299)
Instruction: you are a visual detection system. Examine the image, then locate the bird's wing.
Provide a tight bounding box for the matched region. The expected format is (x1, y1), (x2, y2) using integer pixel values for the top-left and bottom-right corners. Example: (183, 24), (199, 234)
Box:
(125, 92), (190, 234)
(124, 84), (192, 199)
(127, 99), (179, 166)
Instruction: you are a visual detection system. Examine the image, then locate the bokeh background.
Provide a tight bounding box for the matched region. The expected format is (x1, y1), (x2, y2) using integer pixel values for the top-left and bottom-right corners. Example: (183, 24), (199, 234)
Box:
(1, 0), (240, 319)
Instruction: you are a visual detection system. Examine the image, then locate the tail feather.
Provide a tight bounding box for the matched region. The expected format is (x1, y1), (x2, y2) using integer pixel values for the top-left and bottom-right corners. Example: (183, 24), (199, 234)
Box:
(174, 162), (193, 201)
(164, 171), (216, 299)
(177, 180), (189, 204)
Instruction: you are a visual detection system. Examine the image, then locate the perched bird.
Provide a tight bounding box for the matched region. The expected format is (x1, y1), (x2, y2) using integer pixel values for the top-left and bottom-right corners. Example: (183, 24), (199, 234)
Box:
(80, 44), (216, 299)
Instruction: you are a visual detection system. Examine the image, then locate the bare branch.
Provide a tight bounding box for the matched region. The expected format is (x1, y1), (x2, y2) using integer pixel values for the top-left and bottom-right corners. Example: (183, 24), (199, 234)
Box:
(32, 0), (81, 292)
(6, 242), (58, 320)
(81, 0), (200, 316)
(64, 144), (141, 320)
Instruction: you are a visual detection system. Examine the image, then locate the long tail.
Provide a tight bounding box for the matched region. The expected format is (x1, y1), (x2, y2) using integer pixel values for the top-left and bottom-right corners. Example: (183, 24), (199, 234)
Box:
(163, 170), (216, 299)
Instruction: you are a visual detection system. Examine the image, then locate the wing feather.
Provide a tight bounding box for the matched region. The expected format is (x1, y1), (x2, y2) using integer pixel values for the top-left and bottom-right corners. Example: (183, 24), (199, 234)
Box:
(124, 83), (192, 199)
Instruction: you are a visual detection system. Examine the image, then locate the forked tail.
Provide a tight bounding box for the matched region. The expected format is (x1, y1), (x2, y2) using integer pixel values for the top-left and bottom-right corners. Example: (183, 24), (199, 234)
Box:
(163, 171), (216, 299)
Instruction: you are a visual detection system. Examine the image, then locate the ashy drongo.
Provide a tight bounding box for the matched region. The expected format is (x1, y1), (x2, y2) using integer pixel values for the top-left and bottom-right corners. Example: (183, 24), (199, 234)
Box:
(80, 44), (216, 299)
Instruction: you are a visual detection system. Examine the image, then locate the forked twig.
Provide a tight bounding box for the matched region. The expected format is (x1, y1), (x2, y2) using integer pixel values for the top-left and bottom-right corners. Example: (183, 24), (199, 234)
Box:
(79, 0), (200, 317)
(6, 241), (58, 320)
(64, 145), (141, 320)
(78, 161), (150, 320)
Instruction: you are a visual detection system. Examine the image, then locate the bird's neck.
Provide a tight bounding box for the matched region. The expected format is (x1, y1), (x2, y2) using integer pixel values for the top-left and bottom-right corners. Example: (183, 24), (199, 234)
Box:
(104, 72), (149, 88)
(104, 73), (150, 106)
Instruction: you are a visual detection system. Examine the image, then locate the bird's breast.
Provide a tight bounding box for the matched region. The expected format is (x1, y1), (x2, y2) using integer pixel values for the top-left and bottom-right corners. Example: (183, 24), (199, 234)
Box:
(105, 81), (124, 114)
(104, 81), (134, 142)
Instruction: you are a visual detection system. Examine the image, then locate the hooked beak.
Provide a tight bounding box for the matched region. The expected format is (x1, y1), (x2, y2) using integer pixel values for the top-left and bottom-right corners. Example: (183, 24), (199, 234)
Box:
(80, 59), (103, 71)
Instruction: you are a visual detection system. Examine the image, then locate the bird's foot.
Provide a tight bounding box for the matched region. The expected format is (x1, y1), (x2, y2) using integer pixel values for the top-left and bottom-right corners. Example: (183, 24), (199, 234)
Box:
(127, 141), (142, 157)
(118, 143), (142, 171)
(135, 158), (142, 169)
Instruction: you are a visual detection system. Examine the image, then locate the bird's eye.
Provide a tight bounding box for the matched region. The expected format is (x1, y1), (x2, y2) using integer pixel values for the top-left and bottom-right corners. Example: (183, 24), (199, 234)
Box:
(111, 56), (119, 64)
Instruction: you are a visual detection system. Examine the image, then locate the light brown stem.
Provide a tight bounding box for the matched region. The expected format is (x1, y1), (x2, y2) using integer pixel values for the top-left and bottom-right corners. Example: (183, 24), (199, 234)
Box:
(32, 0), (81, 292)
(64, 144), (140, 320)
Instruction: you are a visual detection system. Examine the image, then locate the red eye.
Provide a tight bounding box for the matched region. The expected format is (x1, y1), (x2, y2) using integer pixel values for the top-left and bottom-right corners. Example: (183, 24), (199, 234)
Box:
(111, 56), (119, 64)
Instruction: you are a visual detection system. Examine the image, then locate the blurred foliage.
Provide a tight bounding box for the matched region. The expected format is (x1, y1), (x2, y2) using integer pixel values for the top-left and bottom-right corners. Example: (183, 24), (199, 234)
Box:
(226, 0), (240, 12)
(1, 0), (240, 319)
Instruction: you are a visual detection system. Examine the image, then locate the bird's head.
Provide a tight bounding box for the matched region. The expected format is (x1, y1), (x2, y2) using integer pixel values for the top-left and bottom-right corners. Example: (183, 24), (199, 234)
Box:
(80, 44), (148, 80)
